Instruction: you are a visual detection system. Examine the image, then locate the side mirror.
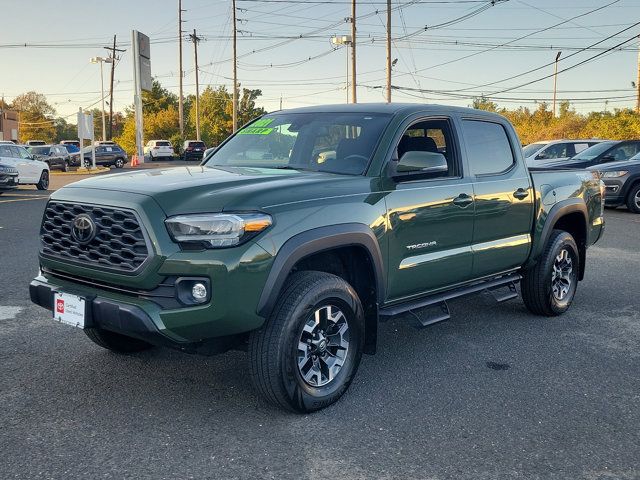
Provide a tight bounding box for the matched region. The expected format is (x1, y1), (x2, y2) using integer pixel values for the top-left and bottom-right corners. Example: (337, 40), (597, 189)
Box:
(396, 150), (448, 175)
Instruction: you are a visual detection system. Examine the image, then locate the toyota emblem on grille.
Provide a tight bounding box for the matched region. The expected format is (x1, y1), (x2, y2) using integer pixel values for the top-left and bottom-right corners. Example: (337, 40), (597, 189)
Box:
(71, 214), (97, 244)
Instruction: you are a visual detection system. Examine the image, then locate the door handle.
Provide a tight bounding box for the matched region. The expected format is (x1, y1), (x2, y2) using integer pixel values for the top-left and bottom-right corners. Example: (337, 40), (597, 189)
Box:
(513, 188), (530, 200)
(452, 193), (474, 208)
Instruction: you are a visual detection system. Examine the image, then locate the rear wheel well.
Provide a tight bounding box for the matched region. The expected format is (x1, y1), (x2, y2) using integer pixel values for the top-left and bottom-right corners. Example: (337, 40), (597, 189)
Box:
(552, 212), (587, 280)
(292, 246), (378, 354)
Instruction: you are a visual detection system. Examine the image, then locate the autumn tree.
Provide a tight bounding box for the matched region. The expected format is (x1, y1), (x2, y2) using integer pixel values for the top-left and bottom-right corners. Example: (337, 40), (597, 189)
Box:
(11, 91), (56, 143)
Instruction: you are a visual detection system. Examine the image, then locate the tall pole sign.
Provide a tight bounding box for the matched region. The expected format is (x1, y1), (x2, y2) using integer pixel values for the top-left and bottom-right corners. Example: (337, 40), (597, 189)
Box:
(132, 30), (151, 163)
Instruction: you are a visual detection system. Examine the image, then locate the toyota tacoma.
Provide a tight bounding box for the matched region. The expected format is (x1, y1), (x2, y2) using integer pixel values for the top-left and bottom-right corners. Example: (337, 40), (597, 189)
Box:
(30, 104), (605, 412)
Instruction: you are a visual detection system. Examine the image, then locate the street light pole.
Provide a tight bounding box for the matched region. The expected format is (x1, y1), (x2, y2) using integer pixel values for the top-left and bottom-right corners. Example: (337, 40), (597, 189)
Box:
(90, 56), (113, 141)
(331, 35), (353, 104)
(553, 51), (562, 117)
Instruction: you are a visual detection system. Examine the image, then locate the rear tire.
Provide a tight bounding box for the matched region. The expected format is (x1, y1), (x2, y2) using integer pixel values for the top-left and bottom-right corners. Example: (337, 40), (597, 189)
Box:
(85, 328), (153, 353)
(521, 229), (579, 316)
(248, 271), (364, 413)
(626, 183), (640, 214)
(36, 170), (49, 190)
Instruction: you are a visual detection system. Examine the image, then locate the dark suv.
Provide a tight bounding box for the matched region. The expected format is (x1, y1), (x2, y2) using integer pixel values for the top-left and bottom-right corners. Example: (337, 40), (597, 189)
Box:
(182, 140), (206, 161)
(590, 155), (640, 213)
(27, 145), (71, 172)
(82, 144), (128, 169)
(542, 140), (640, 169)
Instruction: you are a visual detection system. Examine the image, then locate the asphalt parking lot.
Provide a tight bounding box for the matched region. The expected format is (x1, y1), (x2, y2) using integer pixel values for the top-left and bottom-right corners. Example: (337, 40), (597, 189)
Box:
(1, 171), (639, 479)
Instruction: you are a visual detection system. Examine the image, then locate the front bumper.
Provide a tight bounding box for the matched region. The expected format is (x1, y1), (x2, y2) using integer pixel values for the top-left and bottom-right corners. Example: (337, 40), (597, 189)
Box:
(602, 180), (626, 206)
(0, 172), (18, 190)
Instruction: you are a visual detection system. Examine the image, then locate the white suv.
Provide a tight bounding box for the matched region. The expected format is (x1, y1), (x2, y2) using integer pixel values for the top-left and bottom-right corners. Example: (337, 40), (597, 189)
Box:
(0, 143), (50, 190)
(524, 139), (603, 167)
(144, 140), (175, 161)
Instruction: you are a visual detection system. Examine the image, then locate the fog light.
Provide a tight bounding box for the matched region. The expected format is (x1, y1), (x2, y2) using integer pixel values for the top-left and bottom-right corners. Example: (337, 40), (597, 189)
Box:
(192, 282), (208, 302)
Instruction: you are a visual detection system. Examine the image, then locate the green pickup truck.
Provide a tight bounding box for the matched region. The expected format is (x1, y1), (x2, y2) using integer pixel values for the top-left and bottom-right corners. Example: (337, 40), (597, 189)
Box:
(30, 104), (605, 412)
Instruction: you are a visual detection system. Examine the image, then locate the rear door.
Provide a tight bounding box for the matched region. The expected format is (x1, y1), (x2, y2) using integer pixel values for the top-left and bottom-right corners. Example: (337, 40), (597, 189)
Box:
(10, 145), (37, 182)
(460, 117), (534, 278)
(385, 116), (475, 300)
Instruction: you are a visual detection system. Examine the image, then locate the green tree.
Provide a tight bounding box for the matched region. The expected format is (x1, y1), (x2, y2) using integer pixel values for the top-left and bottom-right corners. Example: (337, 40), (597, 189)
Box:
(10, 91), (57, 143)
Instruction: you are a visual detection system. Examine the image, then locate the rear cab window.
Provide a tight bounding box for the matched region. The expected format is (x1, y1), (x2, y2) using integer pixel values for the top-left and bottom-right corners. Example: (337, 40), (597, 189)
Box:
(462, 119), (515, 176)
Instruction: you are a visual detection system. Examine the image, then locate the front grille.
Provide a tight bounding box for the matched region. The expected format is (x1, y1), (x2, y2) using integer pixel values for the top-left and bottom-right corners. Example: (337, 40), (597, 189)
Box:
(41, 202), (151, 274)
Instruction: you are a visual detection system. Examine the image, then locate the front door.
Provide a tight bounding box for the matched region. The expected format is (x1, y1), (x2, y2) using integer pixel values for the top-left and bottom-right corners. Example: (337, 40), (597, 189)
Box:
(385, 117), (475, 301)
(460, 118), (534, 278)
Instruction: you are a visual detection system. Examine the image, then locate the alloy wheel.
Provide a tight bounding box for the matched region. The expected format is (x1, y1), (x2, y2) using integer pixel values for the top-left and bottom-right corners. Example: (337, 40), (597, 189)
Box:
(551, 248), (573, 301)
(634, 189), (640, 209)
(297, 304), (350, 387)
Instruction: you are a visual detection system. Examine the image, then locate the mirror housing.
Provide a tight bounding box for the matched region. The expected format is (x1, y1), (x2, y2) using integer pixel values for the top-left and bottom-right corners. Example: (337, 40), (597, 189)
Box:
(397, 150), (448, 173)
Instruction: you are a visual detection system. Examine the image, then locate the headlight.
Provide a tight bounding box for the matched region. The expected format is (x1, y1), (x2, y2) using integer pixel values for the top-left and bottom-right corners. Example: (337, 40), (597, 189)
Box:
(600, 170), (628, 178)
(165, 212), (272, 248)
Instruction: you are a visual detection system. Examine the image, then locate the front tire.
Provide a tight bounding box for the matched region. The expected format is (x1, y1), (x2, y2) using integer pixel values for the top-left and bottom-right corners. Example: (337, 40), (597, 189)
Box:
(85, 328), (153, 353)
(36, 170), (49, 190)
(626, 183), (640, 214)
(521, 229), (580, 316)
(114, 158), (124, 168)
(62, 161), (69, 172)
(248, 271), (364, 413)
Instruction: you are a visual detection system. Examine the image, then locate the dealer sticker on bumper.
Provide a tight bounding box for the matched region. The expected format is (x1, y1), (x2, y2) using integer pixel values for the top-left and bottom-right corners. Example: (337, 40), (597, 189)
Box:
(53, 292), (86, 328)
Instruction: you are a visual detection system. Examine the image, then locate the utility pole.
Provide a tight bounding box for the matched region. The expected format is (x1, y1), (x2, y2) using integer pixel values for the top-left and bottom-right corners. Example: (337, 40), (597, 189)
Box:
(178, 0), (185, 137)
(350, 0), (357, 103)
(190, 29), (202, 141)
(104, 35), (124, 140)
(636, 39), (640, 113)
(552, 51), (561, 117)
(232, 0), (238, 132)
(386, 0), (391, 103)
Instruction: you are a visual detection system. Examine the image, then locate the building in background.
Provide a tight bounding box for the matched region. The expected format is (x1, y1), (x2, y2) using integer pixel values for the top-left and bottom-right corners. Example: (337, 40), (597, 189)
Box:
(0, 110), (19, 142)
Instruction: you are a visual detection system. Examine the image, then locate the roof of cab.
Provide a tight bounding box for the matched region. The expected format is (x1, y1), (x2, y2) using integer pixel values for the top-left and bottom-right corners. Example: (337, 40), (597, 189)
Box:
(275, 102), (506, 120)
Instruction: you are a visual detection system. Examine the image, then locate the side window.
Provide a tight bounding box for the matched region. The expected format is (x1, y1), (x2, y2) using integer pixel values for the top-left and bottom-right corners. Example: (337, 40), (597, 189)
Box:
(606, 143), (640, 162)
(573, 143), (589, 155)
(395, 118), (458, 178)
(462, 120), (515, 176)
(537, 143), (567, 160)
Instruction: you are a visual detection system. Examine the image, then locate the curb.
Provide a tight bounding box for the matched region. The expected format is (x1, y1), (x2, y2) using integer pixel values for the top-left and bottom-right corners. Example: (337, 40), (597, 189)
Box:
(51, 167), (111, 176)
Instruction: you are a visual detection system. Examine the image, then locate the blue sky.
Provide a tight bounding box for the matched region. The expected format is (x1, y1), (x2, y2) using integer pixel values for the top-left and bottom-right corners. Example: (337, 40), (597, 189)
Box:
(2, 0), (640, 120)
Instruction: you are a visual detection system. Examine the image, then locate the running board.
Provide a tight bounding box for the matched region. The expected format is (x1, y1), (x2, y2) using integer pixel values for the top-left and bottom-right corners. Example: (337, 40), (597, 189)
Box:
(407, 301), (451, 329)
(379, 273), (522, 319)
(487, 281), (519, 303)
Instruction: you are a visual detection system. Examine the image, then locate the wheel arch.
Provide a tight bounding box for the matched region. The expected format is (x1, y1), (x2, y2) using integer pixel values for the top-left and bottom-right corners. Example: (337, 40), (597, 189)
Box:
(257, 224), (385, 355)
(534, 199), (588, 280)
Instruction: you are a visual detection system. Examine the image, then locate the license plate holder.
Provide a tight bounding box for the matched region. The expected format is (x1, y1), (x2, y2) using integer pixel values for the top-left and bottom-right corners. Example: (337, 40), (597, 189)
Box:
(53, 291), (88, 329)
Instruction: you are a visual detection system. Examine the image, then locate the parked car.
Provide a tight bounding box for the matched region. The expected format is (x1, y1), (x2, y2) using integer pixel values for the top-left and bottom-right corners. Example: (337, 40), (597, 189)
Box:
(63, 144), (81, 166)
(524, 139), (602, 167)
(182, 140), (206, 161)
(144, 140), (174, 161)
(60, 140), (80, 148)
(0, 162), (19, 194)
(0, 143), (49, 189)
(25, 140), (46, 146)
(27, 145), (71, 172)
(590, 154), (640, 213)
(81, 144), (128, 169)
(537, 140), (640, 169)
(29, 104), (605, 413)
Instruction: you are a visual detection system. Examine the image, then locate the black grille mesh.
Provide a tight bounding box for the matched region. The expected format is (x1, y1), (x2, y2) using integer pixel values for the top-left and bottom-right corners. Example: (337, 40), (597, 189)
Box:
(40, 202), (149, 273)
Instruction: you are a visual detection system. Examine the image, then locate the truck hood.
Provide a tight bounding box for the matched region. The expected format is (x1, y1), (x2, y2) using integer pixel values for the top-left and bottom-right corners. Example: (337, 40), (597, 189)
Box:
(61, 166), (374, 215)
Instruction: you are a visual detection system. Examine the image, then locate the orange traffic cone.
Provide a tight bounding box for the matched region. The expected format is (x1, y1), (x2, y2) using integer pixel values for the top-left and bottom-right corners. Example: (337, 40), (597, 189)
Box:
(131, 154), (138, 167)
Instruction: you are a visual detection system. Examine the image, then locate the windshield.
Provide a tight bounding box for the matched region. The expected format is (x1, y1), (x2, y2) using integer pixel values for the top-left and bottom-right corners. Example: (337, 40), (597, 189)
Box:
(156, 141), (171, 147)
(522, 143), (546, 157)
(204, 112), (391, 175)
(572, 141), (617, 161)
(28, 146), (50, 155)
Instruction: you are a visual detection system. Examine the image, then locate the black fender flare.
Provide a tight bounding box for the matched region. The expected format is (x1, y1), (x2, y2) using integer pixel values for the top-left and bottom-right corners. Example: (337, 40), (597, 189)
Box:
(256, 223), (386, 319)
(533, 198), (588, 279)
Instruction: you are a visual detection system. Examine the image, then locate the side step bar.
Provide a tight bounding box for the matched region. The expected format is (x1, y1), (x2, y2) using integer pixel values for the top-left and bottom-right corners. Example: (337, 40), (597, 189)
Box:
(379, 273), (522, 325)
